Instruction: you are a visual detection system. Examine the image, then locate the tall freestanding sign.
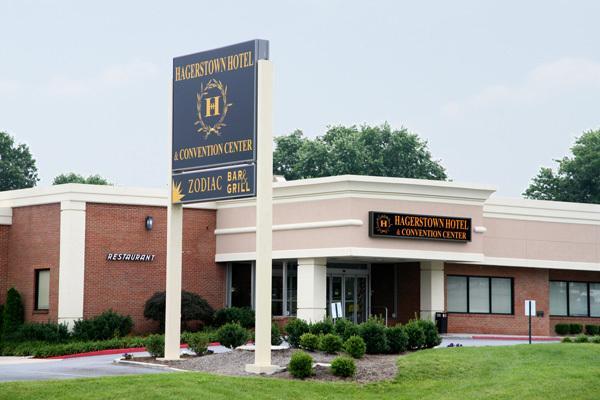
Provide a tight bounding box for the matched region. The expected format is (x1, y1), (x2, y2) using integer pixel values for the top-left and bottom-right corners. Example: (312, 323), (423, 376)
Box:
(166, 40), (278, 373)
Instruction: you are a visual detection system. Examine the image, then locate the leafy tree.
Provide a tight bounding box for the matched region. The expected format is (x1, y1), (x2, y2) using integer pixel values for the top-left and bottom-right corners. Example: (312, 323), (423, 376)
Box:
(524, 129), (600, 204)
(0, 132), (39, 191)
(143, 291), (214, 331)
(2, 288), (25, 338)
(273, 124), (447, 181)
(53, 173), (111, 185)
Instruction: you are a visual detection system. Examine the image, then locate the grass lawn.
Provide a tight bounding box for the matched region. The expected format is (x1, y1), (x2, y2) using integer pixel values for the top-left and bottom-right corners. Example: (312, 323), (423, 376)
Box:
(1, 344), (599, 400)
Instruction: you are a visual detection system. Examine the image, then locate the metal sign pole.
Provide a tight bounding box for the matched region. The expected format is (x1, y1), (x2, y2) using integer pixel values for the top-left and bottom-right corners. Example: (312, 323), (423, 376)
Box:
(528, 301), (532, 345)
(245, 59), (278, 374)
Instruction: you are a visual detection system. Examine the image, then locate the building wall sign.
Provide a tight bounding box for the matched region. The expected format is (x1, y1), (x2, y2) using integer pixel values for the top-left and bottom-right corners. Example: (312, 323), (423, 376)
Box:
(172, 164), (255, 203)
(369, 211), (472, 242)
(106, 253), (157, 262)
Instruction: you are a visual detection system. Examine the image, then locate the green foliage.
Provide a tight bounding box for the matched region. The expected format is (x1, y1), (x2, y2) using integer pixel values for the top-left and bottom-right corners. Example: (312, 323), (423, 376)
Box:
(273, 124), (447, 181)
(555, 323), (570, 335)
(144, 291), (215, 331)
(333, 318), (359, 341)
(299, 332), (320, 351)
(288, 351), (313, 379)
(416, 319), (442, 348)
(182, 332), (210, 355)
(0, 132), (39, 191)
(574, 334), (589, 343)
(590, 336), (600, 344)
(14, 322), (70, 343)
(271, 323), (283, 346)
(319, 333), (343, 354)
(145, 334), (165, 357)
(2, 288), (24, 337)
(386, 325), (409, 353)
(343, 335), (366, 359)
(72, 310), (132, 341)
(524, 129), (600, 204)
(213, 307), (254, 328)
(569, 324), (583, 335)
(52, 172), (111, 185)
(561, 337), (572, 343)
(217, 322), (249, 349)
(0, 336), (148, 357)
(585, 325), (599, 335)
(284, 318), (309, 347)
(331, 356), (356, 378)
(404, 320), (426, 350)
(0, 304), (4, 337)
(309, 319), (334, 335)
(358, 318), (388, 354)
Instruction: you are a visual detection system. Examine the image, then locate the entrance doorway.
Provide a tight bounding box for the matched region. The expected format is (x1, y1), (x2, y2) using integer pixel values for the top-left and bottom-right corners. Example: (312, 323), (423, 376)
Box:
(326, 265), (369, 324)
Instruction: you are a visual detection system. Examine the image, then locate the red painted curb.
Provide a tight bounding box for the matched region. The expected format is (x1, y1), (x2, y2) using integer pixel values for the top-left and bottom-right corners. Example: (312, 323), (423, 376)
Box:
(471, 335), (561, 341)
(45, 342), (221, 360)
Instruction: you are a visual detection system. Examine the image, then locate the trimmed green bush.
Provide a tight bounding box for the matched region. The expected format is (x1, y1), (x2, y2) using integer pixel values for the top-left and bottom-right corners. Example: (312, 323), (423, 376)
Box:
(569, 324), (583, 335)
(319, 333), (343, 354)
(288, 351), (313, 379)
(555, 324), (570, 335)
(344, 335), (366, 359)
(359, 318), (388, 354)
(404, 320), (426, 350)
(284, 318), (309, 347)
(72, 310), (133, 341)
(416, 319), (442, 348)
(2, 288), (24, 338)
(574, 334), (589, 343)
(590, 336), (600, 344)
(213, 307), (255, 328)
(0, 304), (4, 337)
(145, 334), (164, 357)
(299, 332), (320, 351)
(562, 337), (572, 343)
(217, 322), (249, 349)
(271, 323), (283, 346)
(585, 325), (599, 336)
(0, 336), (148, 358)
(144, 291), (215, 331)
(309, 319), (334, 335)
(182, 332), (209, 355)
(15, 322), (70, 343)
(331, 356), (356, 378)
(386, 325), (408, 353)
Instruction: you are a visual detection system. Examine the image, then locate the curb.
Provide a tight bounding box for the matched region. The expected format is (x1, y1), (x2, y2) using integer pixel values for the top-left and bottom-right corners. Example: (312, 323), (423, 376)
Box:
(45, 342), (221, 360)
(470, 335), (561, 342)
(114, 357), (187, 372)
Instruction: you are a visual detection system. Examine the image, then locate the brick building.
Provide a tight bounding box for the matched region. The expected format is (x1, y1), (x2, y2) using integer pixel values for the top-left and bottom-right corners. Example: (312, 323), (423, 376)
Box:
(0, 176), (599, 335)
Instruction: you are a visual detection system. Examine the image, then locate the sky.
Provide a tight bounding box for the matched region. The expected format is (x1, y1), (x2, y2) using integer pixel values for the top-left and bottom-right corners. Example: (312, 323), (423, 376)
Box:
(1, 1), (599, 197)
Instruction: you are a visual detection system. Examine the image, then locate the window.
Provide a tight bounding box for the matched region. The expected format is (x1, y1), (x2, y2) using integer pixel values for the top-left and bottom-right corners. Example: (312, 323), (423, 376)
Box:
(272, 263), (284, 316)
(35, 269), (50, 311)
(550, 281), (600, 317)
(447, 275), (513, 314)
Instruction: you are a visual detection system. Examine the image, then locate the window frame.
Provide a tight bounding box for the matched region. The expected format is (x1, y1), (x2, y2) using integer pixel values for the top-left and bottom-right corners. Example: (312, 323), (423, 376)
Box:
(447, 274), (514, 315)
(550, 280), (600, 318)
(34, 268), (50, 312)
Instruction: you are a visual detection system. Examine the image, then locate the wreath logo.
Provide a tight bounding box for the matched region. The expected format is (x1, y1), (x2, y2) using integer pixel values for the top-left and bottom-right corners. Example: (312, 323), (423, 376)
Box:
(195, 79), (232, 138)
(376, 214), (392, 234)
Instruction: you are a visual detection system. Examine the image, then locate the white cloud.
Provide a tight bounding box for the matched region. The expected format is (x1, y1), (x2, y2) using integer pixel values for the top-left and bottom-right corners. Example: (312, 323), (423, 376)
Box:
(442, 58), (600, 118)
(0, 79), (21, 95)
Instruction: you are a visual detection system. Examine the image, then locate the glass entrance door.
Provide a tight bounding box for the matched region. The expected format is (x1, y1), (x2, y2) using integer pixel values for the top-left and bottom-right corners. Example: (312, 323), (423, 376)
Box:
(327, 273), (368, 323)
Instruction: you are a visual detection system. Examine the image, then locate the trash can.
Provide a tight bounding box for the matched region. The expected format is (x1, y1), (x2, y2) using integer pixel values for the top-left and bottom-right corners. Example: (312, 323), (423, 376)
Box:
(435, 312), (448, 334)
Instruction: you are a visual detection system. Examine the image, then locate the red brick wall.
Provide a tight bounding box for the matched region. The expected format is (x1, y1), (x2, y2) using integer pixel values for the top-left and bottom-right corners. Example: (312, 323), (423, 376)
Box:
(445, 264), (550, 336)
(0, 225), (10, 304)
(6, 204), (60, 323)
(83, 203), (224, 333)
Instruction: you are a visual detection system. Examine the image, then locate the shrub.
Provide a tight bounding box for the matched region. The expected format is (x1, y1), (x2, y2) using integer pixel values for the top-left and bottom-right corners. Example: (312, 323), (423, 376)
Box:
(72, 310), (133, 341)
(272, 323), (283, 346)
(562, 337), (572, 343)
(0, 304), (4, 336)
(284, 318), (310, 347)
(320, 333), (343, 354)
(331, 356), (356, 378)
(591, 336), (600, 344)
(555, 324), (570, 335)
(15, 322), (70, 343)
(386, 325), (408, 353)
(585, 325), (599, 336)
(299, 332), (320, 351)
(344, 335), (366, 359)
(0, 337), (148, 358)
(416, 319), (442, 348)
(359, 318), (388, 354)
(144, 291), (214, 331)
(217, 322), (249, 349)
(309, 319), (334, 335)
(2, 288), (24, 338)
(288, 351), (313, 379)
(404, 320), (426, 350)
(145, 334), (164, 358)
(182, 332), (209, 355)
(334, 318), (360, 341)
(213, 307), (255, 329)
(569, 324), (583, 335)
(574, 334), (589, 343)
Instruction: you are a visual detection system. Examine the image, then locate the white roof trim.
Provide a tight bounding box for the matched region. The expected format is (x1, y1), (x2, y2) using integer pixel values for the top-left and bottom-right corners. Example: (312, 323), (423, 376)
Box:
(215, 219), (363, 235)
(485, 197), (600, 225)
(472, 256), (600, 272)
(0, 207), (12, 225)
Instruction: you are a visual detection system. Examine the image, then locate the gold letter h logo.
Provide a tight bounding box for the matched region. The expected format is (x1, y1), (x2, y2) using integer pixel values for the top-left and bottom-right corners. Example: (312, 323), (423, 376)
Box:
(204, 96), (221, 117)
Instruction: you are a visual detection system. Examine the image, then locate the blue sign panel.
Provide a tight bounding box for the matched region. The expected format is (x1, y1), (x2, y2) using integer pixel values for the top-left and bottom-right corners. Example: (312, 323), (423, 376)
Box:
(172, 40), (269, 173)
(171, 164), (255, 204)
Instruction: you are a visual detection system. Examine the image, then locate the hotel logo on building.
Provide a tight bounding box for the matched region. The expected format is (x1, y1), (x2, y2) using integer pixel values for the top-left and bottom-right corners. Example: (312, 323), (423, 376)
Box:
(369, 211), (472, 242)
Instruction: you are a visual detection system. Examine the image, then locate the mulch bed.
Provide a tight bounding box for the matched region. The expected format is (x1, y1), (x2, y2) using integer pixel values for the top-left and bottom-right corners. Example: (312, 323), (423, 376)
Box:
(134, 349), (399, 383)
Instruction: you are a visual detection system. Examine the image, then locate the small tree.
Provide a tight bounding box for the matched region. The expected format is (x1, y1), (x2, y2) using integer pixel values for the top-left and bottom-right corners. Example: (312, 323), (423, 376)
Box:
(53, 173), (111, 185)
(143, 291), (214, 331)
(2, 288), (25, 337)
(0, 132), (39, 191)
